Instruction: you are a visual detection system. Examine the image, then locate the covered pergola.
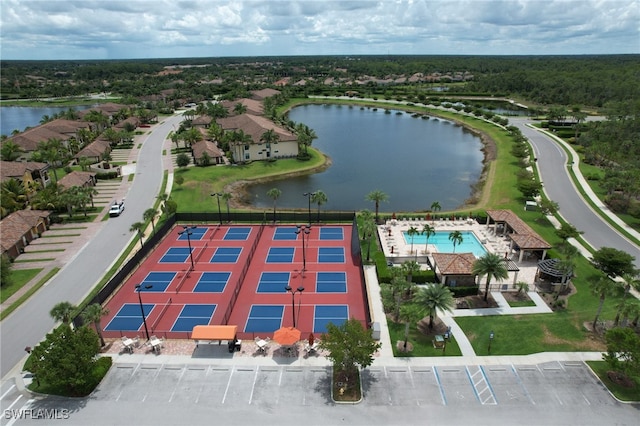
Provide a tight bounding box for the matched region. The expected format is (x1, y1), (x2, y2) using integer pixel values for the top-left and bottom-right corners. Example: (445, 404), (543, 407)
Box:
(486, 209), (551, 262)
(537, 258), (573, 291)
(191, 325), (238, 348)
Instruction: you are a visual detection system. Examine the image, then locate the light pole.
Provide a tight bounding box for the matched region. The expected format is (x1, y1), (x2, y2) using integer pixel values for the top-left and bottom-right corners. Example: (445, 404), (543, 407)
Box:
(303, 192), (316, 225)
(285, 284), (304, 328)
(295, 225), (311, 271)
(211, 193), (223, 225)
(135, 284), (153, 340)
(488, 330), (494, 355)
(178, 225), (196, 270)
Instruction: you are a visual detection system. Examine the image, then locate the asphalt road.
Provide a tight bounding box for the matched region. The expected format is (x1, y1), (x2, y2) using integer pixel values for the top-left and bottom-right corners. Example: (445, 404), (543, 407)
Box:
(0, 114), (184, 378)
(510, 117), (640, 269)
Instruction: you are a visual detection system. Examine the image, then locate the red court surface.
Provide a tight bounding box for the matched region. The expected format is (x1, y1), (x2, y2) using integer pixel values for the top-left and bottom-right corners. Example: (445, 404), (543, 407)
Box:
(102, 224), (370, 340)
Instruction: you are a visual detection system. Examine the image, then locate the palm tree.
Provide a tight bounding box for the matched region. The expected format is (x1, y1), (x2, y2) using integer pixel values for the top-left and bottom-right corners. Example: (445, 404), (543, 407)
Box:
(398, 303), (424, 352)
(233, 102), (247, 115)
(221, 192), (232, 222)
(311, 190), (328, 223)
(1, 140), (22, 161)
(130, 222), (145, 250)
(401, 260), (421, 285)
(82, 303), (109, 347)
(260, 129), (279, 159)
(366, 190), (388, 224)
(295, 123), (317, 156)
(590, 274), (621, 331)
(359, 209), (376, 262)
(414, 284), (455, 330)
(266, 187), (282, 223)
(407, 226), (419, 255)
(143, 208), (157, 235)
(50, 301), (76, 324)
(430, 201), (441, 222)
(448, 230), (463, 253)
(422, 223), (435, 254)
(614, 273), (640, 326)
(472, 253), (509, 302)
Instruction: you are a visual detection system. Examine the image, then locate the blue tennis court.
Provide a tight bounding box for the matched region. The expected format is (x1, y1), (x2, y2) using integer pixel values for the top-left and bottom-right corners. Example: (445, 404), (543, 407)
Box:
(245, 305), (284, 332)
(257, 272), (290, 293)
(266, 247), (295, 263)
(210, 247), (241, 263)
(178, 227), (207, 241)
(105, 303), (154, 331)
(314, 305), (348, 333)
(318, 247), (345, 263)
(171, 304), (216, 332)
(224, 227), (251, 240)
(273, 227), (298, 240)
(159, 247), (191, 263)
(141, 271), (176, 292)
(320, 227), (344, 240)
(193, 272), (231, 292)
(317, 272), (347, 293)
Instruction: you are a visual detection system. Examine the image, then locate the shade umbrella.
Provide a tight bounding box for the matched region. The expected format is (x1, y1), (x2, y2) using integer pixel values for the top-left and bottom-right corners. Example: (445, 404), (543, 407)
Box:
(308, 332), (315, 346)
(273, 327), (301, 346)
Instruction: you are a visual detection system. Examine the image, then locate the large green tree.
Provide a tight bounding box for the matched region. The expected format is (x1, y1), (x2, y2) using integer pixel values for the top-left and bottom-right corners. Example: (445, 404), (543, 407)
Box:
(591, 247), (636, 278)
(319, 318), (381, 391)
(29, 324), (101, 396)
(472, 253), (509, 302)
(603, 327), (640, 382)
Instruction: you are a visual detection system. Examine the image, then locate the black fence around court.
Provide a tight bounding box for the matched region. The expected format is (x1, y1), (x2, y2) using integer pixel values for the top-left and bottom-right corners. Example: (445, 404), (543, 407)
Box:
(73, 211), (359, 328)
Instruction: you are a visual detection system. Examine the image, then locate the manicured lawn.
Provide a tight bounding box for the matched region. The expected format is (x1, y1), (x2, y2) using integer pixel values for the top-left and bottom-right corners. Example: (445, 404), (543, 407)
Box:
(587, 361), (640, 402)
(507, 299), (537, 307)
(388, 321), (461, 357)
(171, 148), (326, 212)
(1, 268), (42, 303)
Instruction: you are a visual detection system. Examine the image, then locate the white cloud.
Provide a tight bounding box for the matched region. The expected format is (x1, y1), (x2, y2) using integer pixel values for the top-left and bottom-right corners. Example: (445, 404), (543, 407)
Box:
(0, 0), (637, 59)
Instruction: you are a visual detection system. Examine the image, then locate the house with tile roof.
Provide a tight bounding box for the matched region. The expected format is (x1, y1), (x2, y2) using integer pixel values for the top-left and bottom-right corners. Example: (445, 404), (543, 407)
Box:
(0, 161), (51, 189)
(57, 171), (97, 190)
(217, 114), (298, 162)
(250, 88), (281, 100)
(191, 140), (225, 166)
(73, 139), (111, 163)
(0, 210), (51, 260)
(431, 253), (479, 287)
(4, 127), (70, 160)
(220, 98), (264, 116)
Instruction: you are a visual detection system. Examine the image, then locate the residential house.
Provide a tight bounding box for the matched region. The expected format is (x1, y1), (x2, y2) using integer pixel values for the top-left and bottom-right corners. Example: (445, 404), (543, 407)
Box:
(0, 161), (51, 189)
(0, 210), (51, 260)
(250, 88), (280, 100)
(57, 171), (97, 190)
(73, 139), (111, 163)
(220, 98), (264, 116)
(191, 140), (225, 166)
(217, 114), (298, 162)
(4, 127), (70, 160)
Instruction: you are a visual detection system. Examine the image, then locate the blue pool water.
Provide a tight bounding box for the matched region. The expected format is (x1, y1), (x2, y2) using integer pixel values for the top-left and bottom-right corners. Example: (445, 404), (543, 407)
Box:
(402, 231), (487, 257)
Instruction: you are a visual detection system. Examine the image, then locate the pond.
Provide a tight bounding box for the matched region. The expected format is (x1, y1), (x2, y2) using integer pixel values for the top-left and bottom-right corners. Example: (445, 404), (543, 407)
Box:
(246, 104), (485, 212)
(0, 105), (93, 136)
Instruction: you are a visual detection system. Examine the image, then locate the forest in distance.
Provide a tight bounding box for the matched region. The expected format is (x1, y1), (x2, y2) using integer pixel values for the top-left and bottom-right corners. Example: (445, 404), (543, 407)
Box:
(1, 54), (639, 108)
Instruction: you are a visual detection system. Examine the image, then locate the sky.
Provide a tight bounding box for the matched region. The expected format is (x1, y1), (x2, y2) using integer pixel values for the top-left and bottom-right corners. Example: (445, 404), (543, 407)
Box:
(1, 0), (638, 60)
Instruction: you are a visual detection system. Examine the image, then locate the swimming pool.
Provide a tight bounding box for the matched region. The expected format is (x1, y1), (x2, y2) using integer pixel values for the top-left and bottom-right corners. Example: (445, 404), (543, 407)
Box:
(402, 230), (487, 257)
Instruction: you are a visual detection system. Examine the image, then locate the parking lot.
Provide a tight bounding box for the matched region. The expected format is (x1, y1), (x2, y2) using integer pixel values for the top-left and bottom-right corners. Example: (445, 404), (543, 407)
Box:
(5, 359), (634, 426)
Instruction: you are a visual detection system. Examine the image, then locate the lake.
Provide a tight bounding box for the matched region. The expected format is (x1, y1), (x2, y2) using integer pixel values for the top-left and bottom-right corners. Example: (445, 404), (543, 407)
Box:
(246, 104), (484, 212)
(0, 105), (93, 136)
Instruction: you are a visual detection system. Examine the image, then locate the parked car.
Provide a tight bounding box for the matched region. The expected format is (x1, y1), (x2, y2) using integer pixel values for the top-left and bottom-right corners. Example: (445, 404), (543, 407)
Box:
(109, 200), (125, 217)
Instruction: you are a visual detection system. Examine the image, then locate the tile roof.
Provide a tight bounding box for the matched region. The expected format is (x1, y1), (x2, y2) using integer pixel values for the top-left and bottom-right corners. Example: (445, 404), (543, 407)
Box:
(0, 161), (48, 181)
(251, 88), (280, 100)
(6, 127), (69, 152)
(220, 98), (264, 116)
(74, 139), (110, 159)
(192, 140), (223, 159)
(432, 253), (478, 275)
(0, 210), (51, 252)
(216, 114), (296, 144)
(57, 171), (97, 189)
(40, 119), (91, 135)
(486, 209), (551, 249)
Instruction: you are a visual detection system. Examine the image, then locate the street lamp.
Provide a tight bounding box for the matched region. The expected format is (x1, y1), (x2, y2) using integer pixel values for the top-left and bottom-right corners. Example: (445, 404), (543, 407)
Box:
(295, 225), (311, 271)
(488, 330), (494, 355)
(135, 284), (153, 340)
(285, 284), (304, 328)
(178, 225), (196, 270)
(303, 192), (316, 225)
(210, 193), (223, 225)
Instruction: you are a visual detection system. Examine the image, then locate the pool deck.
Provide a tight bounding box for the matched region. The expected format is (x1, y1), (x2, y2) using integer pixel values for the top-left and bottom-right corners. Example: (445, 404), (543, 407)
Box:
(377, 218), (539, 288)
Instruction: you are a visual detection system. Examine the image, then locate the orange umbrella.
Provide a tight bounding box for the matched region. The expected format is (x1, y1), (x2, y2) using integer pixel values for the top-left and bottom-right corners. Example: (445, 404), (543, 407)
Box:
(273, 327), (301, 346)
(308, 332), (315, 346)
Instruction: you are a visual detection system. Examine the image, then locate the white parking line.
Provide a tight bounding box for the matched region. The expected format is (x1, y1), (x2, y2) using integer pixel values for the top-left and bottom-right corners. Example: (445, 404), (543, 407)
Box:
(1, 384), (16, 400)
